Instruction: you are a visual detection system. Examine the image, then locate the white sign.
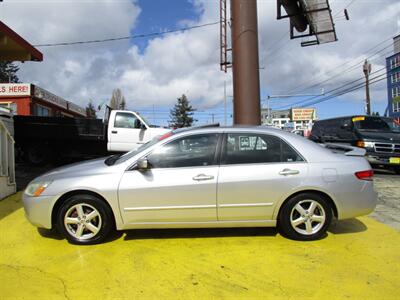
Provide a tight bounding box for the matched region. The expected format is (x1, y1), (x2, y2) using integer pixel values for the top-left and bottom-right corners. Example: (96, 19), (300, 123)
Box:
(0, 83), (31, 97)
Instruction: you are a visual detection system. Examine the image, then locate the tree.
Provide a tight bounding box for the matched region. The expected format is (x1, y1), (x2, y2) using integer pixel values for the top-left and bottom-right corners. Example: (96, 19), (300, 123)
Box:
(0, 61), (19, 83)
(169, 94), (196, 128)
(86, 100), (97, 119)
(372, 111), (380, 116)
(109, 88), (126, 110)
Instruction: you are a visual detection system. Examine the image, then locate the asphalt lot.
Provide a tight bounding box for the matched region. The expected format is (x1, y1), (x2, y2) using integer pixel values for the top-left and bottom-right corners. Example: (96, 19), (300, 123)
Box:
(370, 171), (400, 231)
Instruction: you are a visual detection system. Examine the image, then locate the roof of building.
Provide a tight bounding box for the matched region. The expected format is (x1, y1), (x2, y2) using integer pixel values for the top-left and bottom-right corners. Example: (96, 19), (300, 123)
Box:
(0, 21), (43, 62)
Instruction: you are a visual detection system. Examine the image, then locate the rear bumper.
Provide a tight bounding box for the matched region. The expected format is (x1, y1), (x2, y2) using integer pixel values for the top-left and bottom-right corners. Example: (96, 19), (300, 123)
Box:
(336, 180), (378, 220)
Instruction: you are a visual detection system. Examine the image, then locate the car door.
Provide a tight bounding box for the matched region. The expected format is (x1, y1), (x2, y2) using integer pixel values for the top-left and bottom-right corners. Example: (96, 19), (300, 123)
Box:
(118, 133), (221, 224)
(108, 111), (151, 152)
(217, 132), (308, 221)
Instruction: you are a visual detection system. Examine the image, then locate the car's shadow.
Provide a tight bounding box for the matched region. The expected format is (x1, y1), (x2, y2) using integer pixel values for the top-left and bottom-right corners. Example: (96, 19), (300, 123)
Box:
(328, 218), (368, 234)
(123, 227), (278, 241)
(37, 218), (368, 243)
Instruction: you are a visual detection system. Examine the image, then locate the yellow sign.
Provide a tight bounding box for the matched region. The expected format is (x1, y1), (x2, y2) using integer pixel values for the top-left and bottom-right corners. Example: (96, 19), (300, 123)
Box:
(291, 108), (316, 121)
(389, 157), (400, 164)
(352, 116), (365, 122)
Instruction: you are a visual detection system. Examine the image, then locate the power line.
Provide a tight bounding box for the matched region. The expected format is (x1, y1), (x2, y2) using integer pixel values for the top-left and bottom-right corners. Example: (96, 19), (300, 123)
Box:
(33, 21), (220, 47)
(334, 0), (357, 17)
(295, 73), (388, 108)
(277, 64), (388, 109)
(286, 36), (396, 95)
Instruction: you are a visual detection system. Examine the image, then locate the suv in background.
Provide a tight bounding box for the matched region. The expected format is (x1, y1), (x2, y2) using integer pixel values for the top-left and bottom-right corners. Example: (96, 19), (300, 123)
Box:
(310, 116), (400, 174)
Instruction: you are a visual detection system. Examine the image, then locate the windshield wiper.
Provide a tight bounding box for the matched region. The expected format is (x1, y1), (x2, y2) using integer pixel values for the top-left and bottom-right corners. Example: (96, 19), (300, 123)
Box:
(104, 153), (123, 166)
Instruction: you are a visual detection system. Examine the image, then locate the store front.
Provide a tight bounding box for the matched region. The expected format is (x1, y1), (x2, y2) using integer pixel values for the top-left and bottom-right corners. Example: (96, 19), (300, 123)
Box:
(0, 83), (86, 118)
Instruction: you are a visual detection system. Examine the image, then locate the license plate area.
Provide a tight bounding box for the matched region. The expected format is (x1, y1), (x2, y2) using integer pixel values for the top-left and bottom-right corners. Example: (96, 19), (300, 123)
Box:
(389, 157), (400, 164)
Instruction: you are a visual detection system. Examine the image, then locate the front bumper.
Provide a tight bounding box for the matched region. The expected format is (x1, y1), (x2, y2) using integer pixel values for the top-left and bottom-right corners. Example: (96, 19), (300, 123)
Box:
(365, 152), (400, 168)
(22, 193), (56, 229)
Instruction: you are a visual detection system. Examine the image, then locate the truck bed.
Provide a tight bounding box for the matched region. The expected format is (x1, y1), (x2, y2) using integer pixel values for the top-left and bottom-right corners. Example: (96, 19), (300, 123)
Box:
(14, 116), (106, 141)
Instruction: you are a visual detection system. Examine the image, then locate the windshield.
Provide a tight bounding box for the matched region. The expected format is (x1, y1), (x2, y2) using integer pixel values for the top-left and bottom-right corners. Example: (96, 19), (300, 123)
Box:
(383, 118), (400, 133)
(353, 117), (399, 132)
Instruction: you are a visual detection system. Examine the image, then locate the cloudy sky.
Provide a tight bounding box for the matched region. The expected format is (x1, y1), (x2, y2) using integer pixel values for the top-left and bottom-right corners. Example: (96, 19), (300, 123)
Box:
(1, 0), (399, 125)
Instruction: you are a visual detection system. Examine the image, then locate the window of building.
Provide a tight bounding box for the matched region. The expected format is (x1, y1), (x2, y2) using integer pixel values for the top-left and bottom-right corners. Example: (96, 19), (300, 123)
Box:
(391, 72), (400, 84)
(393, 101), (400, 113)
(392, 86), (400, 98)
(391, 55), (400, 69)
(0, 102), (17, 114)
(35, 104), (50, 117)
(222, 133), (304, 165)
(147, 134), (219, 168)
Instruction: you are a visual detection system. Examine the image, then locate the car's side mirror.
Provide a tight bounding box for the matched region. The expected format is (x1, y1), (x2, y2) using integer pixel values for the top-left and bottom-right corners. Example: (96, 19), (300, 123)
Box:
(136, 158), (149, 170)
(141, 123), (147, 130)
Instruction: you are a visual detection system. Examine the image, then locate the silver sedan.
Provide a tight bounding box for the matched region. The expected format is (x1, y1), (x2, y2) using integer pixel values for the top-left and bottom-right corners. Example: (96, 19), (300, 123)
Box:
(23, 126), (377, 244)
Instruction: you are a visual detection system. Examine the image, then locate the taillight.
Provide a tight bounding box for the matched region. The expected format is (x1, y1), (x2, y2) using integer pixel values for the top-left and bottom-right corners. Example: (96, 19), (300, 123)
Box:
(355, 170), (374, 181)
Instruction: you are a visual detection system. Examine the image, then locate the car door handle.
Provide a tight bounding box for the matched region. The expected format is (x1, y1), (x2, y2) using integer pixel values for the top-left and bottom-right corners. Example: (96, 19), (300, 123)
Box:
(192, 174), (214, 181)
(111, 130), (118, 134)
(279, 169), (300, 176)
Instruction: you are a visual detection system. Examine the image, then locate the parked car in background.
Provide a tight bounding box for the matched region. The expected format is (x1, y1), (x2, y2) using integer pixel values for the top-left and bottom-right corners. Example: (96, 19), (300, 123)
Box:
(23, 125), (377, 244)
(310, 116), (400, 174)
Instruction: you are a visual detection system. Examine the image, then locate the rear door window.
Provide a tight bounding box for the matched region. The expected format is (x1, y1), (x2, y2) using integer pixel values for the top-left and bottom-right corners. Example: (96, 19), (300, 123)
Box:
(222, 133), (304, 165)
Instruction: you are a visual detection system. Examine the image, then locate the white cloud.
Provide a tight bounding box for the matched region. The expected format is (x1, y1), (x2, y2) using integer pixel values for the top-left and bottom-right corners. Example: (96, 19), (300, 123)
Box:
(1, 0), (399, 120)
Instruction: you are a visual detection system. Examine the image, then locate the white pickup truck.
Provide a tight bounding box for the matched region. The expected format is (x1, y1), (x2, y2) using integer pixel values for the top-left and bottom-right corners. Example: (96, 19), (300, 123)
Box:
(107, 110), (170, 152)
(12, 109), (171, 165)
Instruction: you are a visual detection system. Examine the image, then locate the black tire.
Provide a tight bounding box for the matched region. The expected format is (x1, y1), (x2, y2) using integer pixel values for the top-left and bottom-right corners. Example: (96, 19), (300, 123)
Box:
(278, 193), (332, 241)
(56, 194), (114, 245)
(394, 168), (400, 175)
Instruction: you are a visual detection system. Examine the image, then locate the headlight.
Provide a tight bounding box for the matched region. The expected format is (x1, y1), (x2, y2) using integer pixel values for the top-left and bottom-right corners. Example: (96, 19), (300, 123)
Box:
(25, 181), (52, 197)
(364, 142), (375, 148)
(356, 141), (374, 148)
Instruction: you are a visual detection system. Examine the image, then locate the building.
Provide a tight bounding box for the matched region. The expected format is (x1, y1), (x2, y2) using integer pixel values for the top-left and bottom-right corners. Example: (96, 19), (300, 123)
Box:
(261, 107), (317, 130)
(0, 83), (86, 117)
(0, 21), (43, 62)
(386, 35), (400, 122)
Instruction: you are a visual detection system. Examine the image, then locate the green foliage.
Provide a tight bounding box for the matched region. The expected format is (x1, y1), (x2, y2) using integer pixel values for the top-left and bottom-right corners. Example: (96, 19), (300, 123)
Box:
(86, 100), (97, 119)
(0, 61), (19, 83)
(169, 94), (196, 128)
(371, 111), (380, 116)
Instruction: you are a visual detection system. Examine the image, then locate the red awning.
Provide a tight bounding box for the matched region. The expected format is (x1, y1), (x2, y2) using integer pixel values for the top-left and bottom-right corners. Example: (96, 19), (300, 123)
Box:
(0, 21), (43, 62)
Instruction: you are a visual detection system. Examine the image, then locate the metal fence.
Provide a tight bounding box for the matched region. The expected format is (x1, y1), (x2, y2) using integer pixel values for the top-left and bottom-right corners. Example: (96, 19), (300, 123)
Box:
(0, 116), (16, 187)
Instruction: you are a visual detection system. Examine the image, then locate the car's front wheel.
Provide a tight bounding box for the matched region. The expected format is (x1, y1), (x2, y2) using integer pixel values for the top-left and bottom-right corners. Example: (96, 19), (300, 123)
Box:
(56, 194), (113, 245)
(278, 193), (332, 241)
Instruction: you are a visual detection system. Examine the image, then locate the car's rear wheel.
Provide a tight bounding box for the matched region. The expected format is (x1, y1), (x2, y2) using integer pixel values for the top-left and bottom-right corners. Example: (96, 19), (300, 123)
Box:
(278, 193), (332, 241)
(56, 194), (113, 245)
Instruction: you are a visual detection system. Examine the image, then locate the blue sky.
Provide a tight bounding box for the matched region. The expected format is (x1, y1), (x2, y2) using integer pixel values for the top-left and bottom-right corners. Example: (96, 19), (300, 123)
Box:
(133, 0), (199, 52)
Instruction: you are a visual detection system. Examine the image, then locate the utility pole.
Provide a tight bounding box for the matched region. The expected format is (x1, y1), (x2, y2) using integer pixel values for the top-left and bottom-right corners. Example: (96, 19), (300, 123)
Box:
(224, 80), (227, 126)
(231, 0), (261, 125)
(363, 59), (372, 115)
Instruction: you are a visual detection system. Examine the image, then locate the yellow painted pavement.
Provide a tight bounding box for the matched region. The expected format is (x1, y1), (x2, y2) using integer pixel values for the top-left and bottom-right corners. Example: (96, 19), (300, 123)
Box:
(1, 193), (399, 300)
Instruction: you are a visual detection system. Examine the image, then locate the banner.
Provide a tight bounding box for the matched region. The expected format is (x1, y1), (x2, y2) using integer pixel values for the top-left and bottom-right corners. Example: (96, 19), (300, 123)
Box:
(0, 83), (31, 97)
